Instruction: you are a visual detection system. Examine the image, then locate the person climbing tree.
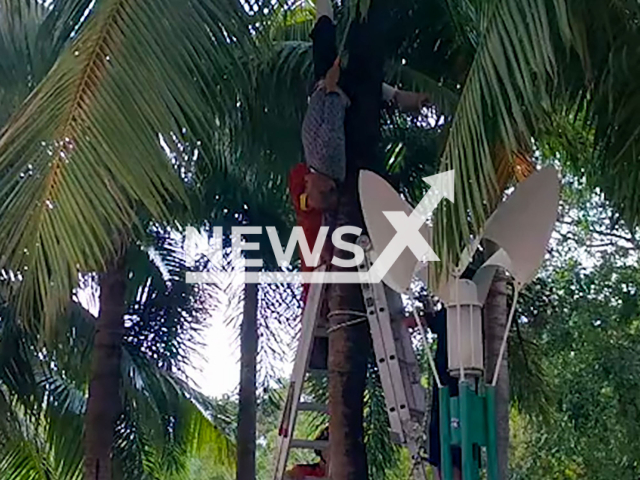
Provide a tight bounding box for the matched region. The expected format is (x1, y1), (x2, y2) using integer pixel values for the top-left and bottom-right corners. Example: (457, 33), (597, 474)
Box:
(286, 5), (430, 477)
(288, 0), (429, 303)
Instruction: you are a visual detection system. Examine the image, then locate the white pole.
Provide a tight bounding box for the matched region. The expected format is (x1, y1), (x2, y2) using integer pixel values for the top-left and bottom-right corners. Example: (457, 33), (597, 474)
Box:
(410, 295), (442, 388)
(491, 281), (520, 387)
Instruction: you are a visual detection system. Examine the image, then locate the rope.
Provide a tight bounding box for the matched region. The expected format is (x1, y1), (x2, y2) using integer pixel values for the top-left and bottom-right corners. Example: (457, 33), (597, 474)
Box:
(491, 279), (520, 386)
(327, 309), (367, 319)
(326, 310), (368, 334)
(326, 316), (367, 333)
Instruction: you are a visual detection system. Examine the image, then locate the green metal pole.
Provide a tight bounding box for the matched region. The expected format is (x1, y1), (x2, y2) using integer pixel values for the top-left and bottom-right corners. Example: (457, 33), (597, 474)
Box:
(486, 385), (500, 480)
(439, 386), (453, 480)
(459, 381), (474, 480)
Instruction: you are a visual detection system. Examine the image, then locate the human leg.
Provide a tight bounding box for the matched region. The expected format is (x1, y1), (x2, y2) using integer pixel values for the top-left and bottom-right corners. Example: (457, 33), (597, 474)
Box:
(311, 0), (337, 82)
(318, 91), (347, 182)
(338, 3), (386, 177)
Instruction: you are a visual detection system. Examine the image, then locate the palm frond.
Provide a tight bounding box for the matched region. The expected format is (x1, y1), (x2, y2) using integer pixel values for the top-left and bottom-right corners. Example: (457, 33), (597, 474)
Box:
(0, 0), (96, 125)
(0, 302), (85, 480)
(555, 1), (640, 228)
(0, 252), (231, 479)
(119, 347), (235, 478)
(264, 0), (315, 42)
(0, 0), (256, 323)
(124, 230), (208, 373)
(432, 0), (562, 284)
(364, 367), (403, 480)
(431, 0), (640, 281)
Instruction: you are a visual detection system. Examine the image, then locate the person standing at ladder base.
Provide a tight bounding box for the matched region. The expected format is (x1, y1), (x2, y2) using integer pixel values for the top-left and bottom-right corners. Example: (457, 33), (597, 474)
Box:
(284, 429), (330, 480)
(289, 0), (430, 304)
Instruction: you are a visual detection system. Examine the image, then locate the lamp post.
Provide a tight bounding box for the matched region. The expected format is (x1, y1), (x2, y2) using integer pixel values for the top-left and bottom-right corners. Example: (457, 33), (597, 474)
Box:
(357, 166), (561, 480)
(438, 277), (499, 480)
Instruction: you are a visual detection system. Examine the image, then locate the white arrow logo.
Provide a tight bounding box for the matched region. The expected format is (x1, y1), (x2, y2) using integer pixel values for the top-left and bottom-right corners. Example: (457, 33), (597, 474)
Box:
(368, 170), (455, 283)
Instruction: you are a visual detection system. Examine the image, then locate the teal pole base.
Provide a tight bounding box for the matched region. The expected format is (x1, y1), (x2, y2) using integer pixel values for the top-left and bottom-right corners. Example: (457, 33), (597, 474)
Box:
(439, 386), (453, 480)
(485, 385), (500, 480)
(438, 381), (501, 480)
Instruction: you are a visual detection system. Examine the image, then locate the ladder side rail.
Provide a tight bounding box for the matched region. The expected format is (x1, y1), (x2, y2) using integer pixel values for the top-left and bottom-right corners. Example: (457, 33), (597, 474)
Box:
(385, 288), (427, 417)
(370, 279), (415, 430)
(372, 285), (430, 480)
(357, 251), (406, 439)
(363, 282), (406, 439)
(392, 319), (427, 414)
(274, 278), (326, 480)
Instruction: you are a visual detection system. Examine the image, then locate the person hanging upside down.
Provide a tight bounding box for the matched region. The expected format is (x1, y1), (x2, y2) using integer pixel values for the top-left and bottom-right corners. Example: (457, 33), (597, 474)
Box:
(289, 0), (430, 303)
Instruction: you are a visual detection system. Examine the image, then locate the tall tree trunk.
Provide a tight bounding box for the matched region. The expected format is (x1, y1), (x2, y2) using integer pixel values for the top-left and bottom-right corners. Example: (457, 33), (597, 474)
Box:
(84, 254), (127, 480)
(327, 1), (386, 479)
(236, 280), (259, 480)
(327, 192), (371, 480)
(484, 269), (510, 479)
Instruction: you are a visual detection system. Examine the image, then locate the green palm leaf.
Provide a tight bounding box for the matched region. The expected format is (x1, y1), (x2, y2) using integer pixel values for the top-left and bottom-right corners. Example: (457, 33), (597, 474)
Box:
(0, 0), (256, 324)
(432, 0), (562, 283)
(431, 0), (640, 282)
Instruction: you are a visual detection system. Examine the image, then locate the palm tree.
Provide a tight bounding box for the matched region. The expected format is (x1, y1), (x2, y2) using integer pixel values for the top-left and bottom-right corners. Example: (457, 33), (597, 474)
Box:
(191, 169), (297, 480)
(0, 0), (256, 321)
(0, 237), (235, 480)
(0, 2), (256, 478)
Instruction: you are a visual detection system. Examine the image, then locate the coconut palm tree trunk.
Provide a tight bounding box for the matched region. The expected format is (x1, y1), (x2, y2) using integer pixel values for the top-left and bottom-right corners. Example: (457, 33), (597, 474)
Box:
(84, 253), (127, 480)
(327, 191), (371, 480)
(236, 280), (259, 480)
(484, 269), (509, 479)
(327, 2), (386, 479)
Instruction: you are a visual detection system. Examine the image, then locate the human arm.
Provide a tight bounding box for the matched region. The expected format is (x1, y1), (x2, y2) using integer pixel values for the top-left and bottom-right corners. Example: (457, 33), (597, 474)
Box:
(382, 82), (430, 112)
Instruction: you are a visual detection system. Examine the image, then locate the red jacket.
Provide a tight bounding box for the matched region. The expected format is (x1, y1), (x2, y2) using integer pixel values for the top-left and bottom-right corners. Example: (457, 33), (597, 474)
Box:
(288, 163), (323, 302)
(288, 462), (326, 478)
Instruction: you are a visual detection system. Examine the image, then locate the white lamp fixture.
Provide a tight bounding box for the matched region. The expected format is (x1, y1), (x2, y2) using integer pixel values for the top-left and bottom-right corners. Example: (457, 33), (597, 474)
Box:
(359, 166), (561, 383)
(443, 279), (484, 377)
(436, 166), (561, 382)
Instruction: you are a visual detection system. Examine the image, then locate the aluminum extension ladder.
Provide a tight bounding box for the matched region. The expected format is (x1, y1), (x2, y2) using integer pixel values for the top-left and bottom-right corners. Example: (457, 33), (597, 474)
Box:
(273, 236), (429, 480)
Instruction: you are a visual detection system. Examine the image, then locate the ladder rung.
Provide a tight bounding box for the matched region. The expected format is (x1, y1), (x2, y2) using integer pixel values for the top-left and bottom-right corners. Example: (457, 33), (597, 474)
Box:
(409, 407), (426, 419)
(389, 430), (403, 444)
(307, 367), (328, 375)
(290, 439), (329, 450)
(299, 402), (328, 413)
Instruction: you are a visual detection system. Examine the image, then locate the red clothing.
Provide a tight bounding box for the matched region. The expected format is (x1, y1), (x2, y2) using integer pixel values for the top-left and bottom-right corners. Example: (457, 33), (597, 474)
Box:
(288, 163), (323, 301)
(289, 463), (326, 478)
